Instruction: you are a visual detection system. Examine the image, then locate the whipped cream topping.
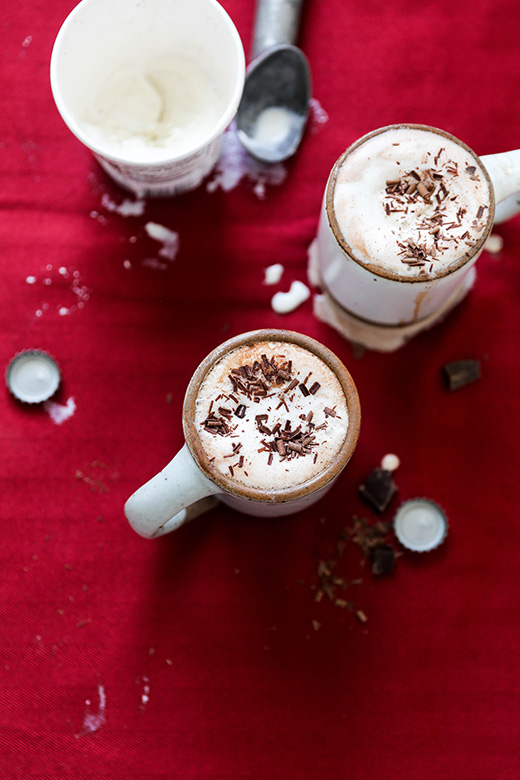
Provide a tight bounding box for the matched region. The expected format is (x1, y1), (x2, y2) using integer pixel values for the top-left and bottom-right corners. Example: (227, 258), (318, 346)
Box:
(333, 126), (492, 277)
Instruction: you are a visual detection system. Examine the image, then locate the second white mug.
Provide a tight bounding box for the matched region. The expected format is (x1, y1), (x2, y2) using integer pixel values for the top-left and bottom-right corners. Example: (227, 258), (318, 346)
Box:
(313, 124), (520, 326)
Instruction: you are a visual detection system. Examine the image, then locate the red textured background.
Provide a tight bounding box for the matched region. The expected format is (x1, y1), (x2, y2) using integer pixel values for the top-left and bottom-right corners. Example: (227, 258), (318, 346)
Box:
(1, 1), (520, 777)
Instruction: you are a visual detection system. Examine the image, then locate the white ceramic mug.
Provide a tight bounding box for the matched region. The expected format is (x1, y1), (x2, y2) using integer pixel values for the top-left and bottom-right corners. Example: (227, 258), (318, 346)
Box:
(314, 124), (520, 326)
(125, 329), (361, 538)
(50, 0), (245, 197)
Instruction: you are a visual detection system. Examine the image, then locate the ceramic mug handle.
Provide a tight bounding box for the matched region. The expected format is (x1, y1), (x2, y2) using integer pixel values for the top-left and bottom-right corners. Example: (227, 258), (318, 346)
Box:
(125, 444), (221, 538)
(480, 149), (520, 224)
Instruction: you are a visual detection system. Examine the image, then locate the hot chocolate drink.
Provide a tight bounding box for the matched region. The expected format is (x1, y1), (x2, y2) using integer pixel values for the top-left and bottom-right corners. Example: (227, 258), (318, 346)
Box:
(126, 330), (360, 537)
(332, 125), (493, 280)
(193, 340), (350, 492)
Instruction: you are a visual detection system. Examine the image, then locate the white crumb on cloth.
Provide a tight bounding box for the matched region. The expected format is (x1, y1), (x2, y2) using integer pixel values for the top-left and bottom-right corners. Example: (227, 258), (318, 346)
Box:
(264, 264), (284, 285)
(271, 280), (311, 314)
(44, 397), (76, 425)
(101, 193), (146, 217)
(144, 222), (180, 262)
(381, 453), (400, 472)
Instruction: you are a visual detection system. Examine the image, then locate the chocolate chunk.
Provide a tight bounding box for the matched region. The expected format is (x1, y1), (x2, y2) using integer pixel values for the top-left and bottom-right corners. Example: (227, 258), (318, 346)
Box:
(442, 359), (481, 391)
(371, 545), (396, 576)
(358, 468), (397, 513)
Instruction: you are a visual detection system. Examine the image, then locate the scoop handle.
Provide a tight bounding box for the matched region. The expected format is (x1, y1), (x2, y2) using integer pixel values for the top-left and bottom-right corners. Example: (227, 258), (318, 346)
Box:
(252, 0), (306, 57)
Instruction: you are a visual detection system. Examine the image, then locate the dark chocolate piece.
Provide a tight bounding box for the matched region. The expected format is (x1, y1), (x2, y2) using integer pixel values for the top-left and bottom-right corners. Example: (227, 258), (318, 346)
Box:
(358, 468), (397, 513)
(371, 545), (396, 576)
(442, 359), (481, 391)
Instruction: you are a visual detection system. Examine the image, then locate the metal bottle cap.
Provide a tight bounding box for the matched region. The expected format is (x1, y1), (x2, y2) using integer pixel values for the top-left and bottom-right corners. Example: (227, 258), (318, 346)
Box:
(6, 350), (61, 404)
(393, 498), (448, 552)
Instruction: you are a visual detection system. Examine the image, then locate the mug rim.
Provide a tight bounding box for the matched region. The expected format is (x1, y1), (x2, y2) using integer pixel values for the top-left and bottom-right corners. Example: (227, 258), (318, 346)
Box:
(325, 123), (496, 284)
(182, 329), (361, 504)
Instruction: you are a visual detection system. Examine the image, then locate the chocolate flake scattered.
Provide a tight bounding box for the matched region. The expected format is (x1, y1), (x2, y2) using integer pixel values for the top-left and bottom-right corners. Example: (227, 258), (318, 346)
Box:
(358, 468), (398, 513)
(201, 349), (333, 466)
(442, 359), (481, 391)
(381, 152), (484, 270)
(371, 545), (396, 576)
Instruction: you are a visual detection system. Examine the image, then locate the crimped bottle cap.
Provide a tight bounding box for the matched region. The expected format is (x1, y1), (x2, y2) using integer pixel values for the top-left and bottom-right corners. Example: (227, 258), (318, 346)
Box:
(6, 350), (61, 404)
(393, 498), (448, 552)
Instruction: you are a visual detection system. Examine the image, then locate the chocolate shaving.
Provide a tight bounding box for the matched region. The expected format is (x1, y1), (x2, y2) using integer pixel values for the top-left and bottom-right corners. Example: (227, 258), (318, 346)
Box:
(275, 439), (286, 456)
(358, 468), (397, 513)
(442, 359), (481, 390)
(284, 379), (299, 394)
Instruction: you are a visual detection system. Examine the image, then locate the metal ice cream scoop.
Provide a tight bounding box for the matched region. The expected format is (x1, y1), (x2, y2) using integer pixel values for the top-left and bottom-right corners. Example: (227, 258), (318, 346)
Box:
(236, 0), (311, 163)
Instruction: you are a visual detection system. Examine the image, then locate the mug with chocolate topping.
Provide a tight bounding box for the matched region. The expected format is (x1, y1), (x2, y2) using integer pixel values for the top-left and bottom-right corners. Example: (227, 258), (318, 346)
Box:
(312, 124), (520, 326)
(125, 329), (361, 538)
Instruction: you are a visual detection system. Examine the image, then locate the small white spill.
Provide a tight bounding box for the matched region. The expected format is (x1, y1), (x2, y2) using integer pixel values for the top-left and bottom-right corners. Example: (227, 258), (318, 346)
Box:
(123, 259), (132, 270)
(206, 124), (287, 199)
(81, 684), (106, 735)
(309, 98), (329, 131)
(271, 280), (310, 314)
(264, 263), (284, 286)
(22, 36), (32, 48)
(144, 222), (180, 263)
(58, 307), (70, 316)
(381, 453), (400, 472)
(44, 397), (76, 425)
(101, 193), (146, 217)
(25, 276), (36, 284)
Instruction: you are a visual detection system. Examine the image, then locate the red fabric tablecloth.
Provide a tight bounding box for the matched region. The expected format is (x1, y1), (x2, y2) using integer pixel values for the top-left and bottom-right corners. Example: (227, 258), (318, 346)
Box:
(2, 1), (520, 777)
